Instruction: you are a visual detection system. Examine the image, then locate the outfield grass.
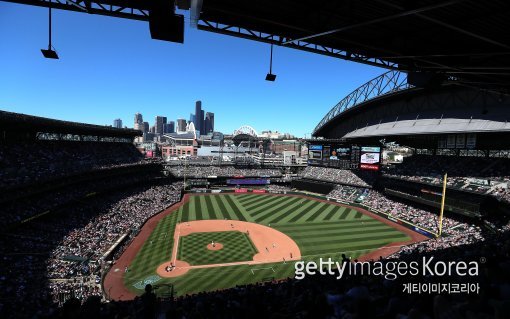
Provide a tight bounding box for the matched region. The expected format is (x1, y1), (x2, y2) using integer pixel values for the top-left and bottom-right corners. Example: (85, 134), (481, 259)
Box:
(178, 231), (257, 265)
(123, 194), (410, 297)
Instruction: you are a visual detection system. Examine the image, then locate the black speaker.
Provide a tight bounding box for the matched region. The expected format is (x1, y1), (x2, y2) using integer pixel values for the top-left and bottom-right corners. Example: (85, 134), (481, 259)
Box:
(149, 0), (184, 43)
(265, 73), (276, 81)
(41, 49), (59, 59)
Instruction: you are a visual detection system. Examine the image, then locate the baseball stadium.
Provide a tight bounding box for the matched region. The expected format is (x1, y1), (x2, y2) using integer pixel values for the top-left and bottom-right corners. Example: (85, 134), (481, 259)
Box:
(106, 193), (421, 299)
(2, 1), (510, 319)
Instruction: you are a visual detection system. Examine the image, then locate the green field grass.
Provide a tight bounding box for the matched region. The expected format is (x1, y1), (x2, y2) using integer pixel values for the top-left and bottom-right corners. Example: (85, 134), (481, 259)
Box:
(123, 194), (410, 297)
(178, 231), (257, 265)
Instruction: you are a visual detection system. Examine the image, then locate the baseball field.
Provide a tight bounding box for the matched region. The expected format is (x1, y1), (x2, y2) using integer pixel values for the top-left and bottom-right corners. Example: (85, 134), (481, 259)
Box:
(105, 193), (423, 299)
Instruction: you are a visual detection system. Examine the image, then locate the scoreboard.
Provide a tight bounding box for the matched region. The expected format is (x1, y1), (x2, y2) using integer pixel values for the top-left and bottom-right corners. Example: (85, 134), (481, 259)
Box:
(307, 143), (380, 170)
(308, 144), (359, 169)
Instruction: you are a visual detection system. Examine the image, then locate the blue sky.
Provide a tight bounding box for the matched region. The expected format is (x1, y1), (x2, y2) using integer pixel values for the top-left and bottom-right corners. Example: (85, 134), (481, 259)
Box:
(0, 3), (384, 137)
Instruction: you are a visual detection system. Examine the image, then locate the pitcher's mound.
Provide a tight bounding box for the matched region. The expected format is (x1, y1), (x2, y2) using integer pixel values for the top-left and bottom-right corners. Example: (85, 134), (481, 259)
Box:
(207, 243), (223, 251)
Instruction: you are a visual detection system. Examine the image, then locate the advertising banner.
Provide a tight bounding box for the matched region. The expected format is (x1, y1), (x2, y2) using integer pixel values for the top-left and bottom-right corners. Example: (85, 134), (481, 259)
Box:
(309, 145), (323, 151)
(359, 163), (380, 171)
(361, 146), (381, 153)
(227, 179), (270, 185)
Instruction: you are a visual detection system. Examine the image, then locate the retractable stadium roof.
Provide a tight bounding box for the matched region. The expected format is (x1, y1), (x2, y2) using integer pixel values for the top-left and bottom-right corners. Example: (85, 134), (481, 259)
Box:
(2, 0), (510, 92)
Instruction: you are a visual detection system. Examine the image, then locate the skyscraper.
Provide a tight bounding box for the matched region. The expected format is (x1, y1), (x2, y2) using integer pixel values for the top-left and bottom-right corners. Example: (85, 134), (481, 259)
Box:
(164, 123), (175, 134)
(113, 118), (122, 128)
(133, 113), (143, 131)
(143, 122), (149, 133)
(177, 118), (187, 133)
(134, 113), (143, 125)
(205, 112), (215, 134)
(168, 121), (175, 133)
(155, 116), (167, 135)
(200, 109), (205, 135)
(194, 100), (202, 133)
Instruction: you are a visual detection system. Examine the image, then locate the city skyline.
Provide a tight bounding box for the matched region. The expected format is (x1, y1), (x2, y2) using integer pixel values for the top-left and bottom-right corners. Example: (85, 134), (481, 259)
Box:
(126, 100), (215, 135)
(122, 112), (298, 137)
(117, 105), (296, 136)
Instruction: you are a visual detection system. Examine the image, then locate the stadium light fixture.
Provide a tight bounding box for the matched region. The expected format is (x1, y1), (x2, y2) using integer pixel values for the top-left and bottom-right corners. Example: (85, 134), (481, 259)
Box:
(265, 44), (276, 81)
(41, 7), (59, 59)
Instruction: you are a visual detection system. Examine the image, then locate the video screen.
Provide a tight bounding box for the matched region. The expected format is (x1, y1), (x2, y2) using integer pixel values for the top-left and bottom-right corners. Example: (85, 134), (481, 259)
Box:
(330, 145), (351, 160)
(308, 144), (323, 160)
(360, 152), (381, 164)
(360, 146), (381, 170)
(322, 145), (331, 158)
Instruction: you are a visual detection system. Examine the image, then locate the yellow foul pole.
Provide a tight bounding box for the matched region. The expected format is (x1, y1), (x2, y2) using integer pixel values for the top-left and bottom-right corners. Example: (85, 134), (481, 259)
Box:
(438, 173), (447, 237)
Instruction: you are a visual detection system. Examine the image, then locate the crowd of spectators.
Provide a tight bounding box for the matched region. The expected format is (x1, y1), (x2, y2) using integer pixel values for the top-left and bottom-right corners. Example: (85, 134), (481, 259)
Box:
(3, 143), (510, 318)
(0, 181), (183, 318)
(325, 185), (474, 240)
(0, 141), (144, 190)
(384, 155), (510, 203)
(390, 223), (484, 258)
(168, 165), (282, 178)
(265, 185), (293, 192)
(165, 158), (219, 165)
(327, 185), (366, 202)
(392, 215), (510, 261)
(364, 190), (460, 232)
(47, 182), (182, 279)
(27, 223), (510, 319)
(301, 166), (376, 187)
(0, 170), (163, 229)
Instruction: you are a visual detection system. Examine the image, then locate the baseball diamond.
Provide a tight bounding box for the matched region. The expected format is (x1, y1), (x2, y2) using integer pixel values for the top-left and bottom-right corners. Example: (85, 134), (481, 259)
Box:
(104, 193), (424, 300)
(178, 231), (257, 265)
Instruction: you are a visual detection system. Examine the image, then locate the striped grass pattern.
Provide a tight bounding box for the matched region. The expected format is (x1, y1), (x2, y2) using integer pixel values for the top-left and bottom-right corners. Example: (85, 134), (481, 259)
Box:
(124, 194), (410, 297)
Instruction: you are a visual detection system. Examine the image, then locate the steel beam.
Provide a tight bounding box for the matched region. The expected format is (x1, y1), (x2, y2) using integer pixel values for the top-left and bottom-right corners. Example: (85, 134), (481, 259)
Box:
(0, 0), (149, 21)
(196, 19), (399, 70)
(282, 0), (466, 45)
(375, 0), (510, 50)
